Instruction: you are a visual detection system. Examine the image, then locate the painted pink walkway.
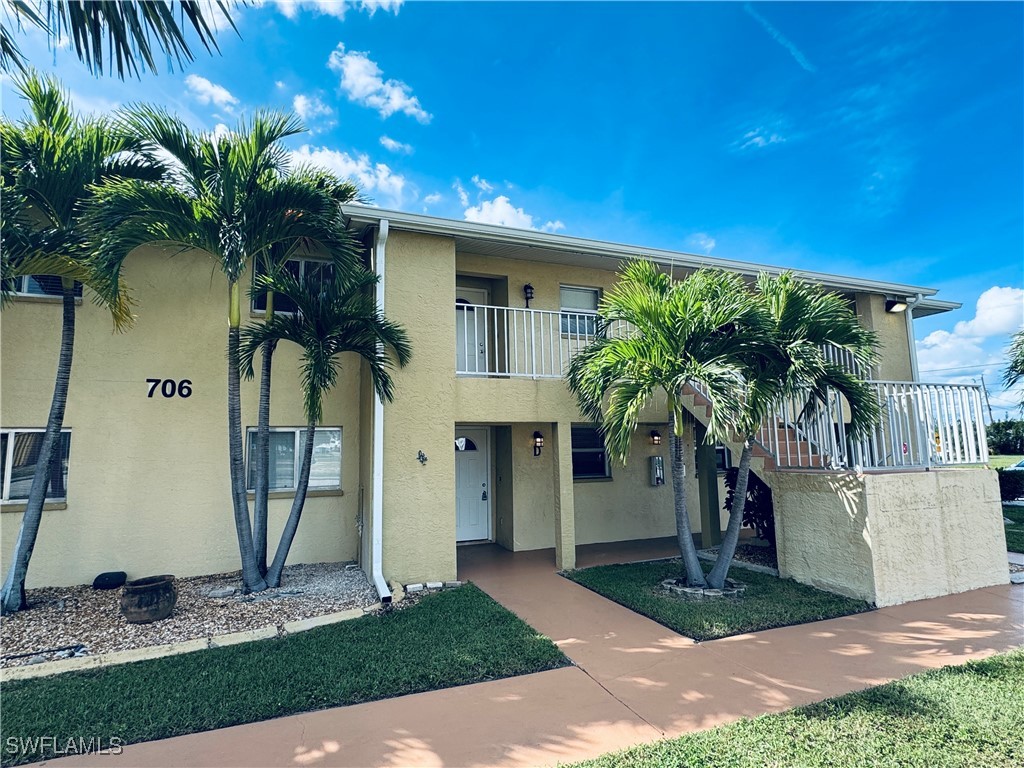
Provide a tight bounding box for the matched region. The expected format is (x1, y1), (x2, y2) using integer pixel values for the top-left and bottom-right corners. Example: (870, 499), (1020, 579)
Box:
(44, 541), (1022, 767)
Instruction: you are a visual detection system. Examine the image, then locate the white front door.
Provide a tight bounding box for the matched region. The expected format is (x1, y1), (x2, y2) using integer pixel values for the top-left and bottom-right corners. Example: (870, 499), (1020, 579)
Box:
(456, 287), (489, 374)
(455, 427), (491, 542)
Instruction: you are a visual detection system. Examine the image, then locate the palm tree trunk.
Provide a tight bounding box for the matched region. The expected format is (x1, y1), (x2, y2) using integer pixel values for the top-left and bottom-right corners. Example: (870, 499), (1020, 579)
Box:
(0, 282), (76, 613)
(227, 282), (267, 593)
(265, 419), (316, 588)
(253, 338), (277, 577)
(707, 437), (753, 589)
(669, 408), (708, 587)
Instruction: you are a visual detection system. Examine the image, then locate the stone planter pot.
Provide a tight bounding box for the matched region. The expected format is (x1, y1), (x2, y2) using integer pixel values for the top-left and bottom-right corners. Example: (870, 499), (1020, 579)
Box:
(120, 575), (177, 624)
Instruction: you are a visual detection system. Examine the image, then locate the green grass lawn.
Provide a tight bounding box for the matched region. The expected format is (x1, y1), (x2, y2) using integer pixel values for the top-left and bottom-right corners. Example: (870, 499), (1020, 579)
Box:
(1004, 504), (1024, 554)
(567, 649), (1024, 768)
(0, 585), (568, 767)
(564, 560), (870, 641)
(990, 454), (1024, 469)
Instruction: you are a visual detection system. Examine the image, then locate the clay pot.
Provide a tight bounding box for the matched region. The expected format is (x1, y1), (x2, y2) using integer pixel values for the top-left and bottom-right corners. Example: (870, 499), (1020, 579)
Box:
(119, 575), (177, 624)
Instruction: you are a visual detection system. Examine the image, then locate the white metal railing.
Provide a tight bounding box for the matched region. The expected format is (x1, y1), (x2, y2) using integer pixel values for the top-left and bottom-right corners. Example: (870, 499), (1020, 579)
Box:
(455, 303), (628, 378)
(757, 381), (989, 471)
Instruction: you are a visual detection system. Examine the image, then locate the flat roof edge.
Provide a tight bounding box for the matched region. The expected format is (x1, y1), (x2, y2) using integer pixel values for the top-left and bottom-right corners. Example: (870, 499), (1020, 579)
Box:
(342, 204), (942, 299)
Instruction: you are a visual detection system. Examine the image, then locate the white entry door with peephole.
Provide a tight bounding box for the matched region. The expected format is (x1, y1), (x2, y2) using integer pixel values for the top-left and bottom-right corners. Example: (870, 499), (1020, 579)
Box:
(455, 427), (491, 542)
(455, 286), (489, 374)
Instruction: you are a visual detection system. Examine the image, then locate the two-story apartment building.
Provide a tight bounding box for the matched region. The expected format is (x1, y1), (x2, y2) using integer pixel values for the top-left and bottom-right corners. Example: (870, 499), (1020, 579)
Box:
(0, 206), (1008, 608)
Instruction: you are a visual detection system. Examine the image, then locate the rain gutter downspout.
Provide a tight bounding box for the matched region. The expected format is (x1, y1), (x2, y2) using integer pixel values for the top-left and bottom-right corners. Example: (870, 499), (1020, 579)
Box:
(371, 220), (392, 603)
(905, 293), (924, 382)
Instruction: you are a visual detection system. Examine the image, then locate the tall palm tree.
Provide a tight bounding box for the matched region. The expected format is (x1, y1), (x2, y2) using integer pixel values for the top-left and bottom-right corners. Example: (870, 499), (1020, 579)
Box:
(1004, 329), (1024, 412)
(84, 108), (360, 592)
(240, 266), (411, 588)
(250, 171), (362, 577)
(704, 273), (881, 589)
(0, 73), (141, 613)
(2, 1), (238, 78)
(567, 261), (769, 587)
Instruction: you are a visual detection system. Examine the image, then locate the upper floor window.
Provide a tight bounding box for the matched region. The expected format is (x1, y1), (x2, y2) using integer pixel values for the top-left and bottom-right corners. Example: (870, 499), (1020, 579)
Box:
(571, 424), (611, 480)
(1, 429), (72, 502)
(561, 286), (600, 335)
(3, 276), (83, 299)
(251, 256), (334, 314)
(246, 427), (342, 491)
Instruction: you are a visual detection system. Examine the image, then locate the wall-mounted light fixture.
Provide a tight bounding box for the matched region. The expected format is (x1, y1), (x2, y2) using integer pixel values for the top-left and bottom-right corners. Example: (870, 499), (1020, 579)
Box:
(417, 451), (428, 465)
(533, 431), (544, 457)
(649, 430), (662, 446)
(885, 297), (908, 313)
(523, 283), (535, 308)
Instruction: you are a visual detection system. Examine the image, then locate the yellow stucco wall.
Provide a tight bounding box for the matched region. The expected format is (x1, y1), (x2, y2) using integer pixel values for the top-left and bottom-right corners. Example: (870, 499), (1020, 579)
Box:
(773, 467), (1007, 606)
(855, 293), (914, 381)
(1, 247), (362, 588)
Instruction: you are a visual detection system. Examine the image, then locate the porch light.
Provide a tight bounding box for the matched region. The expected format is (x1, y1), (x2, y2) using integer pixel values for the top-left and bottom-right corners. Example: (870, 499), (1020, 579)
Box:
(533, 431), (544, 457)
(885, 297), (908, 313)
(523, 283), (535, 308)
(650, 430), (662, 445)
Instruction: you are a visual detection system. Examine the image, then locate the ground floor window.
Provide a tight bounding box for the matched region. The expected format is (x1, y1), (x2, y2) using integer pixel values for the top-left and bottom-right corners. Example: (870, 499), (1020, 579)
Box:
(571, 424), (611, 480)
(3, 276), (83, 298)
(0, 429), (72, 502)
(246, 427), (341, 491)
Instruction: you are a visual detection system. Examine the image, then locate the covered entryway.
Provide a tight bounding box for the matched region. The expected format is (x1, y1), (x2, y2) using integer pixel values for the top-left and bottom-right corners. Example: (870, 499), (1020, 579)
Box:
(455, 426), (491, 541)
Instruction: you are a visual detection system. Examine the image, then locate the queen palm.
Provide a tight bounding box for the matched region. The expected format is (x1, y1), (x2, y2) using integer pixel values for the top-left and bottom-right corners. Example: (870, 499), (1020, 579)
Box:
(240, 266), (411, 588)
(0, 73), (141, 613)
(567, 261), (769, 587)
(85, 108), (360, 592)
(704, 273), (881, 589)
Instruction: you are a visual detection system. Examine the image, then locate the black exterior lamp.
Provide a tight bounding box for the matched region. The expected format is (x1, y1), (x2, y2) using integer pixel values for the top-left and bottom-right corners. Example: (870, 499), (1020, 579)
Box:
(524, 283), (535, 308)
(533, 431), (544, 456)
(885, 297), (908, 313)
(650, 430), (662, 445)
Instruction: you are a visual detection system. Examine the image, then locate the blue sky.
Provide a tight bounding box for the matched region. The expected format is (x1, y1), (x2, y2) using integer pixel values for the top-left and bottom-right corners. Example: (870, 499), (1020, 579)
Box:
(4, 1), (1023, 413)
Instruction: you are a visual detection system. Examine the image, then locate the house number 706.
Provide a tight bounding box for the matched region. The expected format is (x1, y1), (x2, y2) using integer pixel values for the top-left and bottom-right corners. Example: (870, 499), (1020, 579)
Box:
(146, 379), (193, 398)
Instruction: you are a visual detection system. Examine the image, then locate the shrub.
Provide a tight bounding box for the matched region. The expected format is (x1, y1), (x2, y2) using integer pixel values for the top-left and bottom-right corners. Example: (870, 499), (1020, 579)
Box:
(997, 468), (1024, 502)
(988, 419), (1024, 455)
(723, 467), (775, 547)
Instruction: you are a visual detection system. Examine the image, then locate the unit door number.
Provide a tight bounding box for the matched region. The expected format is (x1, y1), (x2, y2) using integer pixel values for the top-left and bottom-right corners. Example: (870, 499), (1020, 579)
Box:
(147, 378), (193, 398)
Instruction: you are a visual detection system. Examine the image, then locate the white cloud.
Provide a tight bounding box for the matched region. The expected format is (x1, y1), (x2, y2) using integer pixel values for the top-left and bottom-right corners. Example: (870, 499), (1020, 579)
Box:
(464, 196), (535, 229)
(743, 2), (816, 74)
(471, 174), (494, 193)
(953, 286), (1024, 338)
(423, 192), (442, 205)
(379, 135), (413, 154)
(275, 80), (287, 90)
(542, 220), (565, 233)
(269, 0), (402, 19)
(293, 93), (333, 121)
(736, 127), (786, 151)
(290, 145), (408, 208)
(327, 44), (431, 123)
(686, 233), (716, 254)
(453, 180), (469, 207)
(69, 90), (119, 116)
(184, 74), (238, 111)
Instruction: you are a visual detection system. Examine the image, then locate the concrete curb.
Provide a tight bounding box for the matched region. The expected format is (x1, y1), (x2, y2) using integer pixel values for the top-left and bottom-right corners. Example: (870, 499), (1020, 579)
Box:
(1, 602), (383, 683)
(696, 550), (781, 577)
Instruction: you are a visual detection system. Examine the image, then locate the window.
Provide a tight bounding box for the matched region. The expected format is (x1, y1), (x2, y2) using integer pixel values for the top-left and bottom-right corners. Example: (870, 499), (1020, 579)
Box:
(1, 429), (72, 502)
(246, 427), (341, 491)
(3, 276), (83, 299)
(560, 286), (600, 335)
(715, 445), (732, 473)
(251, 257), (334, 314)
(571, 424), (611, 480)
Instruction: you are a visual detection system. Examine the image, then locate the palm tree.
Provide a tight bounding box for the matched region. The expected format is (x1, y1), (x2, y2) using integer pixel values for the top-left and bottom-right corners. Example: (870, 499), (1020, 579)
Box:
(250, 171), (362, 576)
(2, 1), (238, 78)
(1004, 330), (1024, 412)
(84, 108), (360, 592)
(704, 273), (881, 589)
(567, 261), (768, 587)
(240, 266), (411, 588)
(0, 73), (141, 613)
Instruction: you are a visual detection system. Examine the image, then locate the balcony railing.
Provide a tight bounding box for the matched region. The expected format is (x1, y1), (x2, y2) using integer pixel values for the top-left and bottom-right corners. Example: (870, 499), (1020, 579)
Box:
(757, 381), (989, 471)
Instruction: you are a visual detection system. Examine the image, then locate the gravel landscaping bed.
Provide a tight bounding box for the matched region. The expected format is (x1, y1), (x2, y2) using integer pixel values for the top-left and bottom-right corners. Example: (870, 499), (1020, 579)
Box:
(1, 562), (378, 668)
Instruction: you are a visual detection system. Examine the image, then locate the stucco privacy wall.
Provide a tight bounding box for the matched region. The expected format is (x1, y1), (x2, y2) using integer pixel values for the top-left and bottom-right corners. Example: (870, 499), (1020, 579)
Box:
(855, 293), (913, 381)
(771, 468), (1006, 606)
(1, 247), (361, 588)
(380, 231), (458, 584)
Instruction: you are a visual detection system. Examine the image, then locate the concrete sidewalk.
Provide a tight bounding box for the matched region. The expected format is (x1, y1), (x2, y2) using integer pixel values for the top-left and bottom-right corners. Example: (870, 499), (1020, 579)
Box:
(47, 543), (1022, 767)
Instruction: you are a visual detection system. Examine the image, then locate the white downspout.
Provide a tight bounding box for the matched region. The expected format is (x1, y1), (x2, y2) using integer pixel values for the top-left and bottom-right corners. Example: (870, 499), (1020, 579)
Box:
(905, 293), (924, 382)
(371, 220), (392, 603)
